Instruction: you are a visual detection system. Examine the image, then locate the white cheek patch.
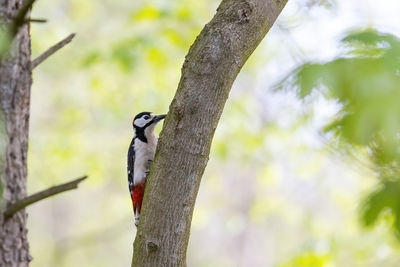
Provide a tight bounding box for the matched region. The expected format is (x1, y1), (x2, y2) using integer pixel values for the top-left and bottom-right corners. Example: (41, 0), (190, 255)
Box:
(134, 117), (147, 127)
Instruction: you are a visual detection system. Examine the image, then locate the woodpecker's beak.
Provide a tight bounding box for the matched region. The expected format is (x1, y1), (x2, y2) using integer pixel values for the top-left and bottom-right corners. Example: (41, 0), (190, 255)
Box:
(152, 114), (166, 123)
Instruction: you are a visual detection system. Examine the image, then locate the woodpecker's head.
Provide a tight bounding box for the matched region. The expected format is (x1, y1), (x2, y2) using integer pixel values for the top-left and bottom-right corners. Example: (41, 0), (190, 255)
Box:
(132, 112), (166, 142)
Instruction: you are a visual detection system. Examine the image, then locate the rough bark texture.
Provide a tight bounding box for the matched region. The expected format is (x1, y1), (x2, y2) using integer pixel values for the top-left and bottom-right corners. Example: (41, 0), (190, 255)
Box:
(0, 0), (32, 266)
(132, 0), (288, 266)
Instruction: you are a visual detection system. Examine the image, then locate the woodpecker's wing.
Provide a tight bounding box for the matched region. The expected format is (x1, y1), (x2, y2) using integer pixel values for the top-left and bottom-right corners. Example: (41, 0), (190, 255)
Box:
(127, 137), (135, 210)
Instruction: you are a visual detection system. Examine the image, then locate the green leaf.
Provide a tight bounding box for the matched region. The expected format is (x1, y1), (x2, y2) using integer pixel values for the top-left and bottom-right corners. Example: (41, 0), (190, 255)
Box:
(278, 29), (400, 238)
(360, 179), (400, 238)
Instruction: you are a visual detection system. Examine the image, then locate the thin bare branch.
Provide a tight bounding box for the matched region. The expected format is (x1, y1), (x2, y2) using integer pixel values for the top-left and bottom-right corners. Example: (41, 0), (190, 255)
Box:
(31, 33), (76, 69)
(11, 0), (38, 35)
(4, 175), (88, 219)
(25, 18), (47, 23)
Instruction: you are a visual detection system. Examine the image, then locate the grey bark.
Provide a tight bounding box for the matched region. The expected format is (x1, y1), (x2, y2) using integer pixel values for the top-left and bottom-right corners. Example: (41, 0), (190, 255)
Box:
(131, 0), (288, 266)
(0, 0), (32, 266)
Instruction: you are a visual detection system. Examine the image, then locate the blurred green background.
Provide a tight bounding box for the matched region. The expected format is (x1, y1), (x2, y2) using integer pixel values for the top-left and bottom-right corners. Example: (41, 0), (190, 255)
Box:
(27, 0), (400, 266)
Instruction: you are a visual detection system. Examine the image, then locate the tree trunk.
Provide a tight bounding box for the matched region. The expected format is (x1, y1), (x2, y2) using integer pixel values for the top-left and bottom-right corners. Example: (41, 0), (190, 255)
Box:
(132, 0), (288, 266)
(0, 0), (32, 266)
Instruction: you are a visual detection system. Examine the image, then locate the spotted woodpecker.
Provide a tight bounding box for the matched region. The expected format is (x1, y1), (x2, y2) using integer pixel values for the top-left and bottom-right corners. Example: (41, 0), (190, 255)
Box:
(127, 112), (166, 227)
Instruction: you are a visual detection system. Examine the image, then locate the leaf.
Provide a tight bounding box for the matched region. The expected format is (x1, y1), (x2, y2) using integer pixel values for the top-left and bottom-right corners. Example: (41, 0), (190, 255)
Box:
(278, 29), (400, 237)
(360, 179), (400, 238)
(279, 252), (331, 267)
(133, 6), (161, 21)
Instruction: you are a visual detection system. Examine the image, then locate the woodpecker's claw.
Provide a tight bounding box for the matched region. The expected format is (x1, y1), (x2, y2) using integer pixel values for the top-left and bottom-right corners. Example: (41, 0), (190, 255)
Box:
(135, 214), (140, 227)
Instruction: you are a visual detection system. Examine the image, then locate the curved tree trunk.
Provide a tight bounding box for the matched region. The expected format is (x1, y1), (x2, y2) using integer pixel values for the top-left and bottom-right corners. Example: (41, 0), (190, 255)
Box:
(132, 0), (288, 266)
(0, 0), (32, 266)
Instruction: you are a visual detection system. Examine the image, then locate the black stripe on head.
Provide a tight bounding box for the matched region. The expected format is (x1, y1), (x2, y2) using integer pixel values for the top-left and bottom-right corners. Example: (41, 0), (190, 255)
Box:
(133, 112), (152, 143)
(134, 112), (151, 121)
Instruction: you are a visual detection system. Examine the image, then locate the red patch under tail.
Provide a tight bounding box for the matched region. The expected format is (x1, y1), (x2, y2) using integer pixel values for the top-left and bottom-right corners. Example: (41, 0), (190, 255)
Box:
(132, 180), (146, 215)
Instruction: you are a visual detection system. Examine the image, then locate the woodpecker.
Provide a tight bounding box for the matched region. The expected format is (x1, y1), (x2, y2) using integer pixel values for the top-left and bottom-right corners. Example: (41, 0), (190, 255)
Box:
(127, 112), (166, 227)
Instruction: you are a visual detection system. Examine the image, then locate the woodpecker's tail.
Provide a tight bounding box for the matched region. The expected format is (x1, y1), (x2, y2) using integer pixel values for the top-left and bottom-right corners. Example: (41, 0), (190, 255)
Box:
(132, 181), (145, 227)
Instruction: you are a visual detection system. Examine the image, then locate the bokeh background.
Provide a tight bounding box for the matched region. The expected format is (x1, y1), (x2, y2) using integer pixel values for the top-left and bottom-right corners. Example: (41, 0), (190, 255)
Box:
(27, 0), (400, 266)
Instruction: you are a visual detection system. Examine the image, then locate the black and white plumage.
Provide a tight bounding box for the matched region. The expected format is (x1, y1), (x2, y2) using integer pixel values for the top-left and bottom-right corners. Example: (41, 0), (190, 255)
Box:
(127, 112), (166, 227)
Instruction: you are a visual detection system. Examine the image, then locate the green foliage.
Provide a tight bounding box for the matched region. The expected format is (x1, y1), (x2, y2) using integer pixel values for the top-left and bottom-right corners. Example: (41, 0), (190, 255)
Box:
(27, 0), (400, 265)
(361, 180), (400, 237)
(279, 29), (400, 237)
(279, 252), (331, 267)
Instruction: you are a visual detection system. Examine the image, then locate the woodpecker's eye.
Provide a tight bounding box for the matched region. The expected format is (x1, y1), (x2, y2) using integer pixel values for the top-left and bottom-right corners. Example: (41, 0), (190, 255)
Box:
(143, 115), (150, 120)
